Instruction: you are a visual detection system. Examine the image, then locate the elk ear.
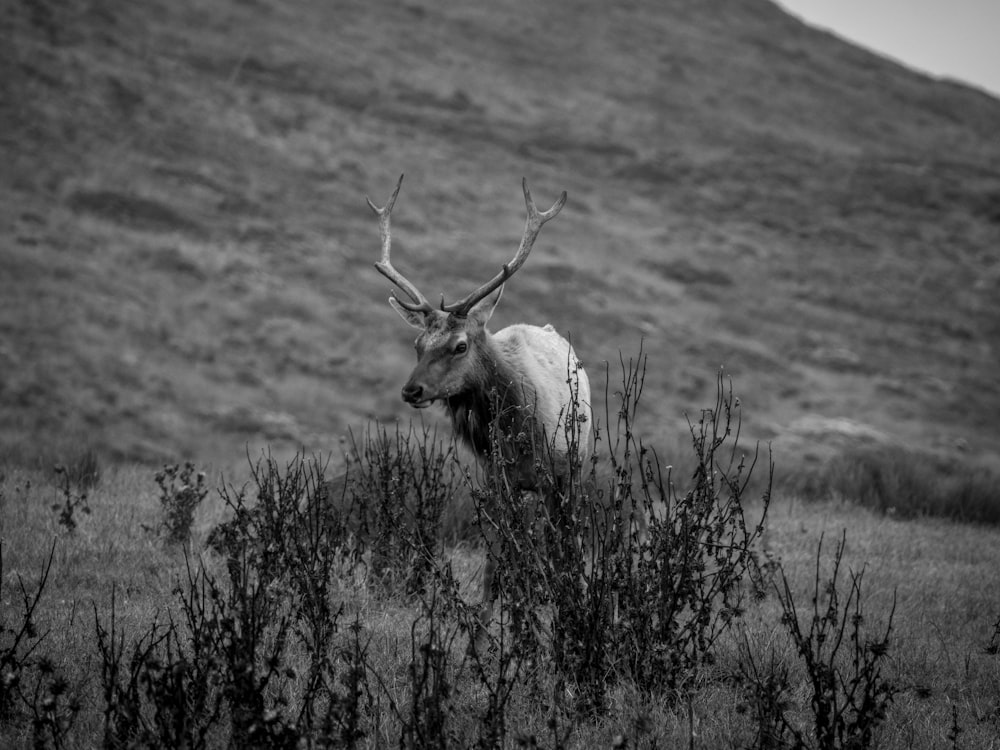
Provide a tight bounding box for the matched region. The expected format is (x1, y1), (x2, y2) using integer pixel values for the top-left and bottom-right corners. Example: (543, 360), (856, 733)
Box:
(389, 296), (428, 329)
(468, 284), (503, 326)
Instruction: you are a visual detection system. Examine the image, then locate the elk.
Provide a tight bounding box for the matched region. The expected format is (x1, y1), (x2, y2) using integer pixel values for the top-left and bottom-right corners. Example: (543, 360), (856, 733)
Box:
(367, 174), (591, 648)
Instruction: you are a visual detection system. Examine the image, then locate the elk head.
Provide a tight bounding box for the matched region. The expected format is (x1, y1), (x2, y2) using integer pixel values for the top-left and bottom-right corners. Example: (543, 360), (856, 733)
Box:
(367, 174), (567, 410)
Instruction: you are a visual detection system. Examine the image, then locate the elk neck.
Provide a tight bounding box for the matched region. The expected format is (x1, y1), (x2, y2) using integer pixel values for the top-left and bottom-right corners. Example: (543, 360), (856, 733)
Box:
(442, 333), (529, 459)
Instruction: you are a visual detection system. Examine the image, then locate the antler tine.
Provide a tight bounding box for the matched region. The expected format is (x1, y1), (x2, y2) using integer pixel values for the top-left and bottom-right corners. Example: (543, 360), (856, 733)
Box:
(443, 178), (567, 317)
(368, 174), (435, 313)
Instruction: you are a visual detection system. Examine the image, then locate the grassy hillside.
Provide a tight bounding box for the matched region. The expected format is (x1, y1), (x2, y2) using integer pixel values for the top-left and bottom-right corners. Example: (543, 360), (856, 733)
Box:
(2, 0), (999, 474)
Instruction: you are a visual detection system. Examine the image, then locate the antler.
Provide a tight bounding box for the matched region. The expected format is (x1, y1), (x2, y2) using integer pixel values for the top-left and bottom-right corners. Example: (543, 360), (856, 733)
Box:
(443, 178), (567, 317)
(367, 174), (435, 314)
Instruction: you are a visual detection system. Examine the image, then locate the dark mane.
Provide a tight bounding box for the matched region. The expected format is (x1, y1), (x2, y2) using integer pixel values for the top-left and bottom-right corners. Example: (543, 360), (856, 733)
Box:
(443, 344), (529, 459)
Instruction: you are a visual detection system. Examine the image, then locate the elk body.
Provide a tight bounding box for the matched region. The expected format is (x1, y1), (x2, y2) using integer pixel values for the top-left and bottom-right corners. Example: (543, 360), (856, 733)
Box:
(367, 175), (591, 648)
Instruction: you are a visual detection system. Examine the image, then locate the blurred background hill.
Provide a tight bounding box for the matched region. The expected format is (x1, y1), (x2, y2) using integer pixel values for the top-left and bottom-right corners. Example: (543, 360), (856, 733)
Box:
(2, 0), (998, 477)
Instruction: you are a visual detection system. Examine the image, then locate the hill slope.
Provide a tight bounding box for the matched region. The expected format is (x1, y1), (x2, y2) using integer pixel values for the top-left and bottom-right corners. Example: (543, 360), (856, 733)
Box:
(2, 0), (999, 473)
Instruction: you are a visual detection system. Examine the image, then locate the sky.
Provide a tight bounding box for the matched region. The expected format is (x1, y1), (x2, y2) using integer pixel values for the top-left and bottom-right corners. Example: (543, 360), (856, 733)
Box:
(776, 0), (1000, 98)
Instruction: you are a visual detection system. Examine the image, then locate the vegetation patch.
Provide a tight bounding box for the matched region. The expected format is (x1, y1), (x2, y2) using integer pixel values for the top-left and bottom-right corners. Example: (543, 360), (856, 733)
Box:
(795, 443), (1000, 524)
(0, 360), (805, 747)
(3, 352), (999, 747)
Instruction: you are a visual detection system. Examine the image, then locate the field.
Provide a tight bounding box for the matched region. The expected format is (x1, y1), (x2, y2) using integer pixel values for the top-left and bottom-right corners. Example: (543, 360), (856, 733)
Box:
(2, 395), (1000, 747)
(3, 0), (1000, 746)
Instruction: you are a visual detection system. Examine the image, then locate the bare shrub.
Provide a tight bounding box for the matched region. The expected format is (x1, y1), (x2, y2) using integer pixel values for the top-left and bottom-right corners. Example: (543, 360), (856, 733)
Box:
(207, 453), (358, 666)
(473, 350), (772, 716)
(1, 539), (57, 721)
(607, 364), (771, 695)
(342, 424), (462, 594)
(50, 464), (91, 534)
(93, 453), (382, 747)
(0, 538), (81, 746)
(740, 531), (897, 750)
(738, 645), (798, 750)
(154, 462), (208, 548)
(94, 586), (222, 749)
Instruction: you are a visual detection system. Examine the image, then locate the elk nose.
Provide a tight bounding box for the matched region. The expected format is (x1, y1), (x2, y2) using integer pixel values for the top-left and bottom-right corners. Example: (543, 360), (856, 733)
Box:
(401, 382), (423, 404)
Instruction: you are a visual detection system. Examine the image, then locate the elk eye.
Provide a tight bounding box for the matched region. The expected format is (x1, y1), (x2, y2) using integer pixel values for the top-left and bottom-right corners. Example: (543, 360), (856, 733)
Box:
(454, 341), (468, 355)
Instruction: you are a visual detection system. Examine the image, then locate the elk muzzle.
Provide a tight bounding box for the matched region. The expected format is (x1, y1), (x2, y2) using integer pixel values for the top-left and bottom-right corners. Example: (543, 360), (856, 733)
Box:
(401, 381), (430, 407)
